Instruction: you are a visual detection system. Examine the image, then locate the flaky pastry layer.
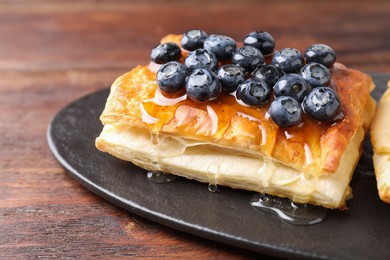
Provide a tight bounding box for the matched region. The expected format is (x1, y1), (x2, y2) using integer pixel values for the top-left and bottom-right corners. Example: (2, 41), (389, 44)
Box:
(371, 81), (390, 203)
(96, 114), (365, 208)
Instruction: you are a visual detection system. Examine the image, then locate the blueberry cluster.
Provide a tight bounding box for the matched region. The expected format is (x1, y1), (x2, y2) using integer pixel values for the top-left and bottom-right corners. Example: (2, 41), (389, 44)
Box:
(151, 29), (341, 128)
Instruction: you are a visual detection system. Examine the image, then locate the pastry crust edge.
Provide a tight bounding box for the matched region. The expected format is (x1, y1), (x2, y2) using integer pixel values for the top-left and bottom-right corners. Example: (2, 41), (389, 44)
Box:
(371, 81), (390, 203)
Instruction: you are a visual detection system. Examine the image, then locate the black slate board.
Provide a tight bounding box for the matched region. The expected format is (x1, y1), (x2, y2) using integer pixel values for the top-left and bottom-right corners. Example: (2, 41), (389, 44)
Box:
(48, 73), (390, 259)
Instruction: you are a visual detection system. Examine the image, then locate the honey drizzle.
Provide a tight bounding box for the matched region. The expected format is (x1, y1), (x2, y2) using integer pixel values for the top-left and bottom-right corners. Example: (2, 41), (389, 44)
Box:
(140, 103), (159, 124)
(128, 66), (343, 174)
(258, 124), (267, 146)
(236, 112), (262, 123)
(144, 88), (187, 107)
(142, 88), (329, 169)
(206, 105), (218, 135)
(304, 143), (313, 166)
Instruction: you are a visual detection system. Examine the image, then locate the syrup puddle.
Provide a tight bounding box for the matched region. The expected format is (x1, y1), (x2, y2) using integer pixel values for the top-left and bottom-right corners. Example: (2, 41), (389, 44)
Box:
(147, 171), (177, 183)
(250, 193), (328, 225)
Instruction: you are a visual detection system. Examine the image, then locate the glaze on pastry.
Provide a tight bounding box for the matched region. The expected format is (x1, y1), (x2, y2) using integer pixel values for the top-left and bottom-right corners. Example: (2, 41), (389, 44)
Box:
(96, 32), (376, 209)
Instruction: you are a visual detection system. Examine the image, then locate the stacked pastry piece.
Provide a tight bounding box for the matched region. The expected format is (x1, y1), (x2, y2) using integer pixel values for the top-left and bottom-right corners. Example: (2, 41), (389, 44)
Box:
(371, 81), (390, 203)
(96, 30), (377, 209)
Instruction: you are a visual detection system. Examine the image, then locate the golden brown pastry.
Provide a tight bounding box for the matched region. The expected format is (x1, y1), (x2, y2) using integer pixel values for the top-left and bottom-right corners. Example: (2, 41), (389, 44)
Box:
(96, 34), (376, 209)
(371, 80), (390, 203)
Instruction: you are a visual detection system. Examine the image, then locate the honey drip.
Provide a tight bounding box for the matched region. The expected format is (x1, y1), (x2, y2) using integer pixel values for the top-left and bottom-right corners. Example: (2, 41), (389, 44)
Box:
(151, 133), (159, 145)
(147, 171), (177, 183)
(208, 174), (218, 192)
(250, 193), (328, 225)
(208, 180), (218, 192)
(208, 183), (218, 192)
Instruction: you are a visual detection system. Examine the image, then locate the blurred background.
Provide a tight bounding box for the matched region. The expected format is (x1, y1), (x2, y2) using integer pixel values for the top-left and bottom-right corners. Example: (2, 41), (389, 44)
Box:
(1, 0), (389, 258)
(1, 0), (389, 73)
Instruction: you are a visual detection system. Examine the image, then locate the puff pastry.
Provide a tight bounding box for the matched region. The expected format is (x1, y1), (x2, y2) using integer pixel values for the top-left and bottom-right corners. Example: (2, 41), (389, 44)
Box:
(371, 81), (390, 203)
(96, 35), (376, 209)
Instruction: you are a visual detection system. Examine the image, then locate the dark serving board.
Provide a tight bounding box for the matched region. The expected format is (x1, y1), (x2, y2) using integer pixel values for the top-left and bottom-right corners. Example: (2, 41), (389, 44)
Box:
(48, 73), (390, 259)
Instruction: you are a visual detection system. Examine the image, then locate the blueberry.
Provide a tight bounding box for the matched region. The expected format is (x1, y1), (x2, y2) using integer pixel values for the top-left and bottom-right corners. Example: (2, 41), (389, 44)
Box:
(236, 79), (271, 107)
(273, 74), (311, 103)
(252, 64), (284, 87)
(272, 48), (303, 73)
(156, 61), (189, 94)
(268, 96), (302, 127)
(303, 87), (341, 121)
(185, 68), (221, 102)
(151, 42), (181, 64)
(217, 64), (246, 93)
(232, 46), (265, 73)
(304, 44), (336, 68)
(300, 62), (331, 87)
(184, 49), (218, 71)
(180, 29), (208, 51)
(244, 31), (275, 56)
(204, 34), (237, 61)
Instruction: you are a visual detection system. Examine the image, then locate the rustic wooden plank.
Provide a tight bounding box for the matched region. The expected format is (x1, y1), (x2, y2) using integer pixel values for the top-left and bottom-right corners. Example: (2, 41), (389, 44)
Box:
(0, 69), (121, 206)
(0, 202), (262, 258)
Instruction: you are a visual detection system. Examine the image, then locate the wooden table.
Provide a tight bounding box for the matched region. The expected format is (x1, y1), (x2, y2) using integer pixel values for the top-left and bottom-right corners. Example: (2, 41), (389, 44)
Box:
(1, 0), (389, 258)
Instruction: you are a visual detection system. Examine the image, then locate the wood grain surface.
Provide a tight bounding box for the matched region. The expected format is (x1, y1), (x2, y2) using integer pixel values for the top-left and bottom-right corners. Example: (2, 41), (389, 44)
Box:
(1, 0), (389, 258)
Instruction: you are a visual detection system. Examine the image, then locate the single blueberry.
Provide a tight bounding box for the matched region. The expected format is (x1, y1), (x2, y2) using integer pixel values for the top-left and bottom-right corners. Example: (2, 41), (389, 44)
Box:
(236, 79), (271, 107)
(303, 87), (341, 121)
(252, 64), (284, 87)
(273, 74), (311, 103)
(300, 62), (331, 87)
(185, 68), (221, 102)
(244, 31), (275, 55)
(180, 29), (209, 51)
(268, 96), (302, 128)
(304, 44), (336, 68)
(271, 48), (303, 73)
(151, 42), (181, 64)
(204, 34), (237, 61)
(156, 61), (189, 94)
(184, 49), (218, 71)
(217, 64), (246, 93)
(232, 46), (265, 73)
